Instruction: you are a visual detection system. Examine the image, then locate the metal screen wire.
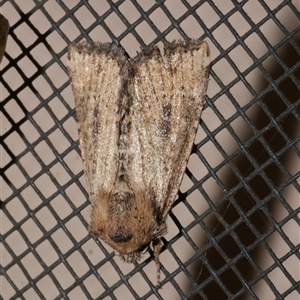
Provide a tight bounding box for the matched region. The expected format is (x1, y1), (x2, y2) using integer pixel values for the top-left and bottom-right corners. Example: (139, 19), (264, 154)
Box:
(1, 0), (299, 299)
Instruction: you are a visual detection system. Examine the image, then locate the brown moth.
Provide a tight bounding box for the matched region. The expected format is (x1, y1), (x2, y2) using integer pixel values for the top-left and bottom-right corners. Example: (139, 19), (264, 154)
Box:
(67, 39), (211, 287)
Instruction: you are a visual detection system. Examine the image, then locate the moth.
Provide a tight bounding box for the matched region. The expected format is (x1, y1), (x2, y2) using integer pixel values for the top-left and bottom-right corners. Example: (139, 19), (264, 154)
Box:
(67, 39), (211, 286)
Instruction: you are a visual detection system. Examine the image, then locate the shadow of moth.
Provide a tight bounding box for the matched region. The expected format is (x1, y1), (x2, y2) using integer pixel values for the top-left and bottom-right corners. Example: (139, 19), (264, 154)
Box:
(67, 39), (211, 287)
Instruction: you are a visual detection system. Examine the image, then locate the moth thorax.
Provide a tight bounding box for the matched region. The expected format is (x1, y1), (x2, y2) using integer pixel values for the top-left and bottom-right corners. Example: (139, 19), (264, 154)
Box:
(111, 191), (134, 215)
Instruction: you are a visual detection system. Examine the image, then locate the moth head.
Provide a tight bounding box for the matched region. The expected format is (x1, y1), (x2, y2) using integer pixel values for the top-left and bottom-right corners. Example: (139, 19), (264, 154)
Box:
(89, 188), (168, 262)
(116, 242), (150, 263)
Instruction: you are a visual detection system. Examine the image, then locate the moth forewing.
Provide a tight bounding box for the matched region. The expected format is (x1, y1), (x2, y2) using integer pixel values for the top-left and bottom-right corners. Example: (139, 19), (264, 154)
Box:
(67, 39), (211, 287)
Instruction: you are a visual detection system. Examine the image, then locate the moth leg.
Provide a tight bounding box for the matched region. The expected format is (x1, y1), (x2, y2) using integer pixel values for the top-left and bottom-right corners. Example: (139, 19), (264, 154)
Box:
(153, 238), (163, 288)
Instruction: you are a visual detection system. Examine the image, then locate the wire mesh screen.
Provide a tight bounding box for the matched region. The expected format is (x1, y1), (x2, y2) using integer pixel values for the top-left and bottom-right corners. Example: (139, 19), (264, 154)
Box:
(1, 0), (299, 299)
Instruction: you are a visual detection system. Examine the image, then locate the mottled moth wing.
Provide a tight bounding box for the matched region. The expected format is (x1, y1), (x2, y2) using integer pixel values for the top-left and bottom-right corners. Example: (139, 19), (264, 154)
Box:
(68, 43), (129, 201)
(67, 39), (210, 287)
(131, 40), (210, 216)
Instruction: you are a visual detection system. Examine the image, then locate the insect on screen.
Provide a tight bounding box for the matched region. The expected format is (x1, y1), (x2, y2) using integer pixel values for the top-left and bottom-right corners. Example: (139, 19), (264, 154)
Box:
(1, 1), (299, 299)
